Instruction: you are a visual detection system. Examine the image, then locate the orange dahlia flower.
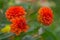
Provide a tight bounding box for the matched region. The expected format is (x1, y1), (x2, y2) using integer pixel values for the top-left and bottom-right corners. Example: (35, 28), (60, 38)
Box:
(5, 6), (26, 21)
(10, 16), (29, 35)
(38, 7), (53, 26)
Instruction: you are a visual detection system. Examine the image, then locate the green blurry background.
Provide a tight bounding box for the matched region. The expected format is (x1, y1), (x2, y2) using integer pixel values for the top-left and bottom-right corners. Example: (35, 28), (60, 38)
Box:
(0, 0), (60, 40)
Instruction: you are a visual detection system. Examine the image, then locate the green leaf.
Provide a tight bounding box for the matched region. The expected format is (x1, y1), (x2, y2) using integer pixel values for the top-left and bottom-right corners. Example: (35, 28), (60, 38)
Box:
(42, 29), (58, 40)
(14, 32), (26, 40)
(27, 21), (40, 35)
(22, 35), (35, 40)
(0, 32), (13, 40)
(0, 2), (3, 9)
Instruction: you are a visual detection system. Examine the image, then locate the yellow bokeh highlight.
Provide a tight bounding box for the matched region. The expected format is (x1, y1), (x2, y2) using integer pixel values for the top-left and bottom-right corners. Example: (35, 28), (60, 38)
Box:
(1, 25), (11, 33)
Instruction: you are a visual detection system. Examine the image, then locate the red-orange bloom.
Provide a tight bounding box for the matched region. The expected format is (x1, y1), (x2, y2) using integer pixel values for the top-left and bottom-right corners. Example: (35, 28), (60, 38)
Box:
(10, 16), (29, 35)
(5, 6), (26, 21)
(38, 7), (53, 26)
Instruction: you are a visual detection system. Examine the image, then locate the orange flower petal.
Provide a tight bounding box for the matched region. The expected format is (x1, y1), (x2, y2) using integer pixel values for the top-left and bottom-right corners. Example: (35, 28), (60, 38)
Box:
(38, 7), (53, 26)
(5, 6), (26, 21)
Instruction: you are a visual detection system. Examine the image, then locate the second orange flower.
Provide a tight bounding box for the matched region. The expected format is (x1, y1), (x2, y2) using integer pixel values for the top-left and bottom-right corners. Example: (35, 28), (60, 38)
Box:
(38, 7), (53, 26)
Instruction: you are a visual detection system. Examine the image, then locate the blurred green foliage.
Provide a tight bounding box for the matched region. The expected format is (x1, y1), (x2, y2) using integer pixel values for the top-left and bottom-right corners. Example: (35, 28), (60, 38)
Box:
(0, 0), (60, 40)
